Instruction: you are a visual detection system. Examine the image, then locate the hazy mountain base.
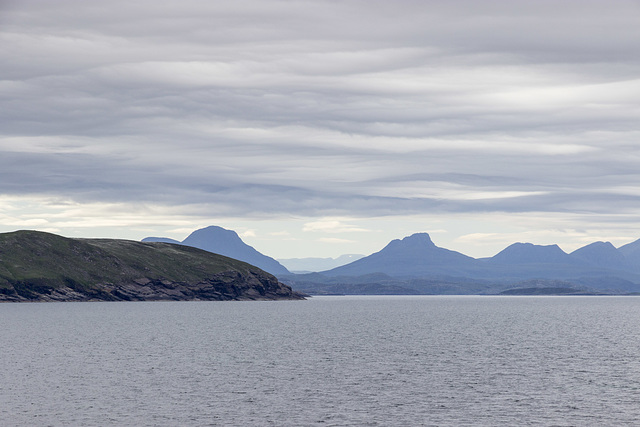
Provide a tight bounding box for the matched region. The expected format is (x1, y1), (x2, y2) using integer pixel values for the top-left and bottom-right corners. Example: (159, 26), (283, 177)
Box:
(281, 273), (495, 295)
(277, 254), (366, 273)
(281, 274), (637, 296)
(498, 287), (606, 296)
(0, 231), (303, 302)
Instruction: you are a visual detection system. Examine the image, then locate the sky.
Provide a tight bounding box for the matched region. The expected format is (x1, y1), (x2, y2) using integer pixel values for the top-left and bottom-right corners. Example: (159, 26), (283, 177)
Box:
(1, 0), (640, 259)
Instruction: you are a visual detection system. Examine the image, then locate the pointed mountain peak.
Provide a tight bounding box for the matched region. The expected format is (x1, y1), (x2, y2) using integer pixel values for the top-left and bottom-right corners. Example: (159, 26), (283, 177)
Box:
(324, 232), (474, 277)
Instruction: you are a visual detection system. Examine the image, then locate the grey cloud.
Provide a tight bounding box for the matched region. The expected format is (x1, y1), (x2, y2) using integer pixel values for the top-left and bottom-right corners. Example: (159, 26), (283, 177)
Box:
(3, 146), (639, 222)
(1, 0), (640, 225)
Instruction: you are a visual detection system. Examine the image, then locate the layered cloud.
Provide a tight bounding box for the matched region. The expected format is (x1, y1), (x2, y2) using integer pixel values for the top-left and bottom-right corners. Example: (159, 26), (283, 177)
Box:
(1, 0), (640, 254)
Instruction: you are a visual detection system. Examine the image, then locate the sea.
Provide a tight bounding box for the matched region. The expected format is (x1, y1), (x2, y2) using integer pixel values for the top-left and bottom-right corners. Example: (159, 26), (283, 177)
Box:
(2, 296), (640, 426)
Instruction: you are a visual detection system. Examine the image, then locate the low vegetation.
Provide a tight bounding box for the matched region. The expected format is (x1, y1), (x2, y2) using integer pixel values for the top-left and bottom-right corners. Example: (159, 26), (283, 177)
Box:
(0, 230), (303, 302)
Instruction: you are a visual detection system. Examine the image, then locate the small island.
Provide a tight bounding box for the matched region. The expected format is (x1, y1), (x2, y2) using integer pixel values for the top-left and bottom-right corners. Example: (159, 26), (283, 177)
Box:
(0, 231), (304, 302)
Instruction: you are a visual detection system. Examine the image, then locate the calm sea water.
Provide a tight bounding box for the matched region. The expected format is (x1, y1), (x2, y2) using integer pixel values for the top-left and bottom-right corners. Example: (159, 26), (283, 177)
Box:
(2, 296), (640, 426)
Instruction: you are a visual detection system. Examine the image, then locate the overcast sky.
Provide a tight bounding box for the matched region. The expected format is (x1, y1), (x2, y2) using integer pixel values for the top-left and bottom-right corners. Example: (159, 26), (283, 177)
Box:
(1, 0), (640, 258)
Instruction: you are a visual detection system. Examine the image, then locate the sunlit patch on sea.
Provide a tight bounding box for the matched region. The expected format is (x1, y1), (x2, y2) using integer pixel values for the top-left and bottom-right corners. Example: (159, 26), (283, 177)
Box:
(2, 296), (640, 426)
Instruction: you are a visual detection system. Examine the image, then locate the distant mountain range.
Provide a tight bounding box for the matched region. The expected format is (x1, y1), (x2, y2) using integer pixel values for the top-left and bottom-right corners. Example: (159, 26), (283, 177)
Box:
(143, 226), (640, 295)
(143, 226), (290, 276)
(282, 232), (640, 295)
(12, 224), (640, 299)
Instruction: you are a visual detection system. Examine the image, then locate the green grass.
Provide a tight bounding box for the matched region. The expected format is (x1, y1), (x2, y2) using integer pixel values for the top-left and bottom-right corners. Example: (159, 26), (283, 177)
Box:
(0, 230), (267, 291)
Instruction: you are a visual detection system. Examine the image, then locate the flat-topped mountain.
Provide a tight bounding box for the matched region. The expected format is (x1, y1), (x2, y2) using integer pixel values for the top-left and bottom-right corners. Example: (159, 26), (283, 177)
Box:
(0, 230), (303, 302)
(488, 243), (574, 265)
(143, 226), (290, 276)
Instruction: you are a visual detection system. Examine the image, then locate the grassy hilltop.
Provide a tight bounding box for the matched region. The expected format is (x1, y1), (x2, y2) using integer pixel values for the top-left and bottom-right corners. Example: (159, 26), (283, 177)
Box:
(0, 230), (303, 302)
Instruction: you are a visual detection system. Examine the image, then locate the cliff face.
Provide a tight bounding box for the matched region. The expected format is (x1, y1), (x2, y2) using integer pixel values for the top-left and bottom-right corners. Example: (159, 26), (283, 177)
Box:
(0, 231), (303, 302)
(1, 270), (300, 302)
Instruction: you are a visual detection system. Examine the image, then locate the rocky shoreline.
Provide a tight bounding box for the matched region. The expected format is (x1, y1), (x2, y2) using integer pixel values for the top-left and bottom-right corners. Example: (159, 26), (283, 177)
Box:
(0, 271), (304, 302)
